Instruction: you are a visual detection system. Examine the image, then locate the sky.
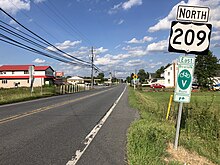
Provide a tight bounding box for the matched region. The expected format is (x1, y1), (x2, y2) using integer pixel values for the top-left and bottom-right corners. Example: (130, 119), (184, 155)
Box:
(0, 0), (220, 78)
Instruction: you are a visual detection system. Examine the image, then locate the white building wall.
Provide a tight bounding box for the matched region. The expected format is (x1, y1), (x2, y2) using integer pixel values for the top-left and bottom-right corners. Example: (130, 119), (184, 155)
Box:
(0, 69), (53, 88)
(164, 62), (178, 88)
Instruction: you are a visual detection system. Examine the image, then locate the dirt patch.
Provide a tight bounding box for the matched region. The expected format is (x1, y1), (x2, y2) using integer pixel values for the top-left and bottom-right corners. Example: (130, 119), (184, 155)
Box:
(165, 143), (216, 165)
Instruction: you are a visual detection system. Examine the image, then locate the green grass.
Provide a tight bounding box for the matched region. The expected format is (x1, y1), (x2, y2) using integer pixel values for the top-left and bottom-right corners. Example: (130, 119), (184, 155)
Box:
(0, 85), (90, 105)
(127, 88), (220, 165)
(0, 86), (59, 105)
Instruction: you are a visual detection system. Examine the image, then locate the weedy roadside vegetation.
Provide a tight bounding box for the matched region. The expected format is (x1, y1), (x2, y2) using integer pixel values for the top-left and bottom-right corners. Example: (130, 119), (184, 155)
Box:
(0, 86), (58, 105)
(127, 87), (220, 165)
(0, 85), (87, 105)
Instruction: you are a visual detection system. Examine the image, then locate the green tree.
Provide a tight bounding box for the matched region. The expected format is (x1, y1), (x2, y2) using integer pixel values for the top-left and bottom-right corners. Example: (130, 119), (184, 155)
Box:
(155, 66), (165, 78)
(126, 76), (131, 83)
(137, 69), (149, 83)
(194, 51), (219, 88)
(155, 64), (171, 78)
(97, 72), (105, 83)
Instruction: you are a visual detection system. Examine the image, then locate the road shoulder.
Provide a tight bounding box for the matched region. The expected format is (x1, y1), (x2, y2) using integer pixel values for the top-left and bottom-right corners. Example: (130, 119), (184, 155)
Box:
(77, 87), (139, 165)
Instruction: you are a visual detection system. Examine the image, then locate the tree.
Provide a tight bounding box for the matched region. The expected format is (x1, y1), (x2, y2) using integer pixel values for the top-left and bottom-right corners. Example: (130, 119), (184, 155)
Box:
(126, 76), (131, 83)
(97, 72), (105, 83)
(137, 69), (149, 83)
(155, 64), (171, 78)
(155, 66), (164, 78)
(194, 51), (219, 88)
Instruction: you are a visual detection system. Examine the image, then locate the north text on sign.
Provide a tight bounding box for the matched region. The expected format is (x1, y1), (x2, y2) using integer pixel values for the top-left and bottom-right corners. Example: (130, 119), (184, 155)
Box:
(177, 5), (209, 22)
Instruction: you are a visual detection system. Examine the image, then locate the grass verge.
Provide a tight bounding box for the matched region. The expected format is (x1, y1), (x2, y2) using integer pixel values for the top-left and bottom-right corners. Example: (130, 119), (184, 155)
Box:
(0, 86), (58, 105)
(127, 87), (220, 165)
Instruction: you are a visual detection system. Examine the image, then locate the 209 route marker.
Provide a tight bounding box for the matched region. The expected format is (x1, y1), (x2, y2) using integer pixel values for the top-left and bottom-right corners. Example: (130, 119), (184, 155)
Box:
(168, 21), (212, 55)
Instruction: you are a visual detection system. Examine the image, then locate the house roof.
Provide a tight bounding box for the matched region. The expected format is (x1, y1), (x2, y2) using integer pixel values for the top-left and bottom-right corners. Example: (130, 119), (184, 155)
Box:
(0, 65), (54, 71)
(67, 76), (83, 80)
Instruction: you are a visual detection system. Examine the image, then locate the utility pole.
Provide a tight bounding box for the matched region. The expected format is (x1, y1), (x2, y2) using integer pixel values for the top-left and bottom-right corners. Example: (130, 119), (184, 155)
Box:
(91, 47), (94, 89)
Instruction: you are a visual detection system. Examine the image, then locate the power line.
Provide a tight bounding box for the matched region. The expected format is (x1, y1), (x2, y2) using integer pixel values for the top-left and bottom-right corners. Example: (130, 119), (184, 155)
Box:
(0, 21), (90, 67)
(0, 7), (101, 71)
(0, 33), (79, 66)
(46, 0), (94, 46)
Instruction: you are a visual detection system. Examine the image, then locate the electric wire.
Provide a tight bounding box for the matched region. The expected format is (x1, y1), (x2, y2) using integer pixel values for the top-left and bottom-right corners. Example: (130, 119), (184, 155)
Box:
(0, 33), (79, 66)
(46, 0), (94, 46)
(0, 7), (101, 71)
(0, 23), (91, 67)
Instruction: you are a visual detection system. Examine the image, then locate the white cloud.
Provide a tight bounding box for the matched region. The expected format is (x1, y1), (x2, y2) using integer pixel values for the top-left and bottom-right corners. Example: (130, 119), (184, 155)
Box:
(34, 0), (46, 3)
(94, 47), (108, 54)
(122, 0), (142, 10)
(125, 59), (144, 67)
(108, 2), (122, 14)
(148, 0), (220, 32)
(211, 31), (220, 41)
(148, 61), (163, 69)
(114, 44), (121, 49)
(47, 40), (82, 51)
(147, 40), (168, 52)
(112, 53), (131, 60)
(126, 36), (153, 44)
(213, 43), (220, 47)
(0, 0), (30, 15)
(33, 58), (45, 64)
(108, 0), (142, 14)
(122, 45), (148, 56)
(118, 19), (124, 25)
(94, 54), (121, 66)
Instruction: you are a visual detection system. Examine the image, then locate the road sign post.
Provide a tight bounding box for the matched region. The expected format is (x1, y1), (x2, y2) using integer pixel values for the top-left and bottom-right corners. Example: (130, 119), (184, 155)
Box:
(133, 74), (138, 90)
(168, 4), (212, 150)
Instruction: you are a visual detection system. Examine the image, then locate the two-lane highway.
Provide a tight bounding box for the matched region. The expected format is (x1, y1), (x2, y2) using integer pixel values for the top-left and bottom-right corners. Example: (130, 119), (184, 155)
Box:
(0, 84), (128, 165)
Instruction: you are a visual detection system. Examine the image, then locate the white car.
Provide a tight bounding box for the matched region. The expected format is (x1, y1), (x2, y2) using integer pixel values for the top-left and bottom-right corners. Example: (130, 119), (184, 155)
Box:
(212, 84), (220, 91)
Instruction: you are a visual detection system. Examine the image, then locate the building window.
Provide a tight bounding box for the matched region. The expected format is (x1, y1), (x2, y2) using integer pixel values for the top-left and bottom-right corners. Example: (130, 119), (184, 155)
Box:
(12, 71), (14, 74)
(2, 79), (7, 84)
(1, 71), (6, 74)
(168, 72), (170, 76)
(170, 67), (172, 70)
(24, 71), (29, 74)
(168, 79), (170, 84)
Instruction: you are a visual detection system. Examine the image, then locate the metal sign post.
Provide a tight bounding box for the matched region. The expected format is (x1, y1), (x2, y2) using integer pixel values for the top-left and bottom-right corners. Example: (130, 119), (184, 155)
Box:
(174, 102), (183, 150)
(173, 55), (195, 150)
(133, 74), (138, 90)
(168, 4), (212, 150)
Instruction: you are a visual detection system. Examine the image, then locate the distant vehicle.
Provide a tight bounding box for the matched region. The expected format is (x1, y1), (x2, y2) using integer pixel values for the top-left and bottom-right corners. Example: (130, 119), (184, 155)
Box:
(150, 83), (165, 88)
(212, 84), (220, 91)
(192, 83), (199, 89)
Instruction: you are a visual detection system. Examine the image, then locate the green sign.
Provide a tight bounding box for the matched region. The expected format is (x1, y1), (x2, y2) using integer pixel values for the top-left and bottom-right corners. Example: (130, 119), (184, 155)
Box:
(174, 56), (195, 103)
(177, 69), (191, 90)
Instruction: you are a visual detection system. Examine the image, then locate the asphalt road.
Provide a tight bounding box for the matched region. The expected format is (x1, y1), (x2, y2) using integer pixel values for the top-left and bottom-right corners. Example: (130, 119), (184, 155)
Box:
(0, 84), (137, 165)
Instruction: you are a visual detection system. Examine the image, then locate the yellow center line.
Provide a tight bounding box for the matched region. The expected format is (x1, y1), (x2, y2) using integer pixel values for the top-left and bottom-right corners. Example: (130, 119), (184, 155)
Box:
(0, 88), (112, 125)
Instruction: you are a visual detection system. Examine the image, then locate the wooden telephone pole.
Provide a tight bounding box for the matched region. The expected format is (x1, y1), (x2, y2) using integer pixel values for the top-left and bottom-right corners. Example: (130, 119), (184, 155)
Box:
(91, 47), (94, 89)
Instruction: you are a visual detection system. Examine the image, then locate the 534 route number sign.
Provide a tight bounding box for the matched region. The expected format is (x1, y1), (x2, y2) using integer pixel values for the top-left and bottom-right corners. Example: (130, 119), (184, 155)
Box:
(168, 21), (212, 55)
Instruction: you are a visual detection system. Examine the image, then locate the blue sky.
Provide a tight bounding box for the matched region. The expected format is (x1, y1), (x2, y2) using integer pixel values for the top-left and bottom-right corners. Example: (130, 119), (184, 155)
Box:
(0, 0), (220, 78)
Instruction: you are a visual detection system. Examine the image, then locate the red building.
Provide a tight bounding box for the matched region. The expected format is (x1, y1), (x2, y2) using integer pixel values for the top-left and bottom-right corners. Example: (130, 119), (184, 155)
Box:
(0, 65), (55, 88)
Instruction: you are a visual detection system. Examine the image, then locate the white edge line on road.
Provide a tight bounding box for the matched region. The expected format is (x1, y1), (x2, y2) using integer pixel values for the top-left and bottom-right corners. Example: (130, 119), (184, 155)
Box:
(66, 85), (127, 165)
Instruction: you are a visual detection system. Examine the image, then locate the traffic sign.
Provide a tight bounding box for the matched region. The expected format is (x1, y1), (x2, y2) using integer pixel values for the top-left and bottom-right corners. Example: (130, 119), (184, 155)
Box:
(174, 56), (195, 103)
(133, 74), (138, 80)
(168, 21), (212, 55)
(177, 5), (210, 22)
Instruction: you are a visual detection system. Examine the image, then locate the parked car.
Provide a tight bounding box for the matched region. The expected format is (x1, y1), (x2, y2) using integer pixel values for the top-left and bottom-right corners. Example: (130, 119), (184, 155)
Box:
(150, 83), (165, 88)
(192, 83), (199, 89)
(212, 84), (220, 91)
